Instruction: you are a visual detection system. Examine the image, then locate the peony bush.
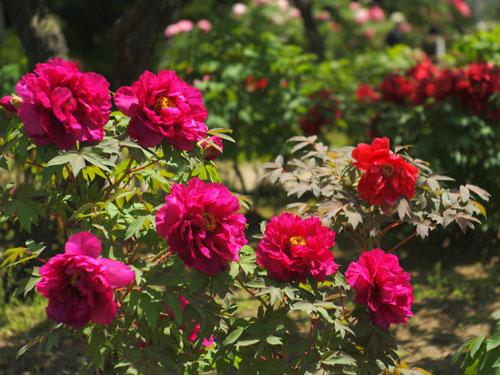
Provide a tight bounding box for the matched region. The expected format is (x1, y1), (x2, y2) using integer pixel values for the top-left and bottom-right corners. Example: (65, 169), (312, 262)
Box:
(0, 58), (489, 374)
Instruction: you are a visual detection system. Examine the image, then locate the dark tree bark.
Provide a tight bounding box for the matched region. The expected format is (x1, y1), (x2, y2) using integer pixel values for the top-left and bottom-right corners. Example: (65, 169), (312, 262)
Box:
(292, 0), (325, 61)
(2, 0), (69, 69)
(110, 0), (189, 88)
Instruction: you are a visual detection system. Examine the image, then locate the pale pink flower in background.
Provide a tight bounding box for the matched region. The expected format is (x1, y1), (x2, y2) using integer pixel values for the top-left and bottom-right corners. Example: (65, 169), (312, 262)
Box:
(277, 0), (289, 11)
(254, 0), (271, 5)
(369, 5), (385, 22)
(202, 74), (211, 82)
(197, 19), (212, 33)
(350, 1), (361, 11)
(316, 10), (331, 21)
(288, 7), (301, 19)
(176, 19), (194, 33)
(165, 24), (180, 37)
(355, 8), (370, 24)
(232, 3), (247, 16)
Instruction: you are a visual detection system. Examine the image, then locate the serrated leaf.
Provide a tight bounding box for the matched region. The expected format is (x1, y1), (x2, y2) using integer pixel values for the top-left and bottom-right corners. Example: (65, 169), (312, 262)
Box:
(460, 185), (470, 203)
(397, 198), (411, 221)
(466, 184), (490, 201)
(69, 155), (86, 177)
(345, 210), (362, 229)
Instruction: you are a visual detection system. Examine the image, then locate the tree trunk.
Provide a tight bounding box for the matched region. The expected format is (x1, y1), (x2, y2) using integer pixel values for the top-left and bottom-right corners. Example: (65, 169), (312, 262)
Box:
(2, 0), (69, 69)
(292, 0), (325, 61)
(110, 0), (188, 88)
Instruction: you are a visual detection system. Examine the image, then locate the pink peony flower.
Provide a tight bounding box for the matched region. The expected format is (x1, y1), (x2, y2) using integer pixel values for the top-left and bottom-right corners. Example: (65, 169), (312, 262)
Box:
(232, 3), (248, 17)
(288, 7), (301, 19)
(155, 177), (247, 274)
(345, 248), (414, 329)
(369, 4), (385, 22)
(15, 58), (111, 149)
(36, 232), (134, 328)
(197, 19), (212, 33)
(176, 19), (194, 33)
(201, 135), (223, 161)
(114, 70), (208, 150)
(450, 0), (471, 17)
(352, 137), (418, 209)
(256, 213), (338, 282)
(277, 0), (289, 11)
(349, 2), (361, 11)
(354, 8), (370, 24)
(165, 23), (180, 37)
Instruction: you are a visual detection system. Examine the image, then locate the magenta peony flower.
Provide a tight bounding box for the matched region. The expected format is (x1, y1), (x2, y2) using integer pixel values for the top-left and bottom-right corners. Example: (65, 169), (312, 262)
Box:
(345, 248), (414, 329)
(201, 135), (223, 161)
(15, 58), (111, 149)
(114, 70), (208, 150)
(256, 213), (338, 282)
(36, 232), (134, 328)
(0, 95), (18, 118)
(155, 177), (247, 274)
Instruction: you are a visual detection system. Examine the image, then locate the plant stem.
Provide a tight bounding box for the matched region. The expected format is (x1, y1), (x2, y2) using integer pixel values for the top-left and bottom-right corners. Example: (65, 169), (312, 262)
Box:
(388, 231), (417, 253)
(235, 275), (269, 308)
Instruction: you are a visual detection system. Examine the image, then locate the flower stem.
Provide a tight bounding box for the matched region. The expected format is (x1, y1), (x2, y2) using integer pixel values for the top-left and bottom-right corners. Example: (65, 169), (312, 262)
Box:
(235, 275), (269, 308)
(388, 231), (417, 253)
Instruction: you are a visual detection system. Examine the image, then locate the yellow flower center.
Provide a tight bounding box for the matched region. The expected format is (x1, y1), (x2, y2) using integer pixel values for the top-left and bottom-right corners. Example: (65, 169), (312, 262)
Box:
(70, 273), (81, 287)
(382, 163), (395, 177)
(202, 212), (217, 232)
(155, 96), (176, 111)
(290, 236), (307, 246)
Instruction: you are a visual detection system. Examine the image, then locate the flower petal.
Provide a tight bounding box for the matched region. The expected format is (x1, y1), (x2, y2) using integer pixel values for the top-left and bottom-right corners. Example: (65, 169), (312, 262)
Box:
(97, 258), (135, 287)
(65, 232), (101, 258)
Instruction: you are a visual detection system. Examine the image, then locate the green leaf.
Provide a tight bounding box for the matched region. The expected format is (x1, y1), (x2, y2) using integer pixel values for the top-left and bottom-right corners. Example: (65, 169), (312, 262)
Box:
(69, 155), (86, 177)
(46, 152), (80, 167)
(125, 216), (147, 240)
(223, 327), (244, 346)
(266, 335), (283, 346)
(166, 293), (182, 326)
(236, 339), (260, 347)
(487, 332), (500, 351)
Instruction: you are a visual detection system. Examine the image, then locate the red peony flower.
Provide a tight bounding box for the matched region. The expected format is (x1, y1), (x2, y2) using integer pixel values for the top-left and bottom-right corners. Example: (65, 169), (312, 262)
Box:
(430, 68), (458, 103)
(299, 90), (342, 136)
(201, 135), (223, 161)
(15, 58), (111, 149)
(155, 177), (247, 274)
(345, 248), (414, 329)
(379, 74), (413, 105)
(405, 59), (439, 106)
(114, 70), (208, 150)
(36, 232), (134, 328)
(454, 62), (500, 115)
(352, 137), (418, 208)
(356, 83), (380, 104)
(256, 212), (338, 282)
